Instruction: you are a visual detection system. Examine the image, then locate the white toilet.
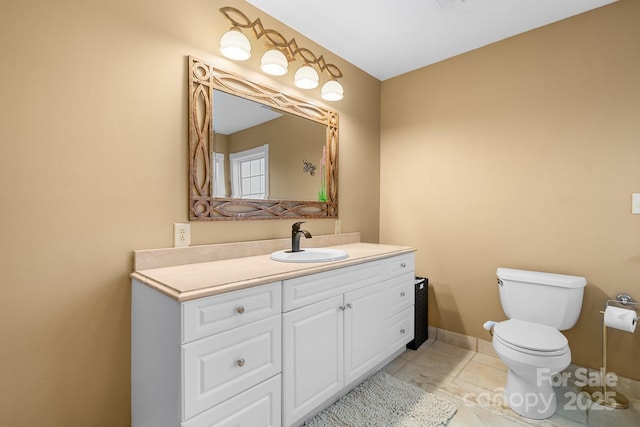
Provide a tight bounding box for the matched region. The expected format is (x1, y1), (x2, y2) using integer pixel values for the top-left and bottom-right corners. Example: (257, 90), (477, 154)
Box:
(485, 268), (586, 419)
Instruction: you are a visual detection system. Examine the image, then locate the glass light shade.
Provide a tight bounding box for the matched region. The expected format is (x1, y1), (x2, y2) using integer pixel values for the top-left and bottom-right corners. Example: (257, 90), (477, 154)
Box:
(260, 50), (288, 76)
(294, 65), (319, 89)
(321, 80), (344, 101)
(219, 29), (251, 61)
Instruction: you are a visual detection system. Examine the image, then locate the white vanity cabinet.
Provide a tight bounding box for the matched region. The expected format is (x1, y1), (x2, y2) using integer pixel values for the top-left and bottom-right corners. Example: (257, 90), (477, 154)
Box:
(131, 281), (282, 427)
(131, 241), (416, 427)
(282, 253), (415, 427)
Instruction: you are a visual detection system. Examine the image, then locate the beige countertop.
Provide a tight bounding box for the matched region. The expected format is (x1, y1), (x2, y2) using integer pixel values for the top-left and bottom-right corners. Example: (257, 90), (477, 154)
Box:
(131, 241), (415, 301)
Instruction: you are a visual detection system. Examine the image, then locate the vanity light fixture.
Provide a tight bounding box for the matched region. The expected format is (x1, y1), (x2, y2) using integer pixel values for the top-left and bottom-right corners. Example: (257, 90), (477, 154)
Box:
(294, 65), (319, 89)
(219, 27), (251, 61)
(260, 49), (289, 76)
(321, 79), (344, 101)
(219, 7), (344, 101)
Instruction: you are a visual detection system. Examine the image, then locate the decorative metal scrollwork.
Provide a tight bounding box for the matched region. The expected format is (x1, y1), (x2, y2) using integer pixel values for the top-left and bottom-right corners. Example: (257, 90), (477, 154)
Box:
(220, 7), (343, 81)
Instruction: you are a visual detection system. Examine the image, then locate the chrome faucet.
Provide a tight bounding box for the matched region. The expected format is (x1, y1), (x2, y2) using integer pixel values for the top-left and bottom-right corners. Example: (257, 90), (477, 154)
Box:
(291, 221), (312, 252)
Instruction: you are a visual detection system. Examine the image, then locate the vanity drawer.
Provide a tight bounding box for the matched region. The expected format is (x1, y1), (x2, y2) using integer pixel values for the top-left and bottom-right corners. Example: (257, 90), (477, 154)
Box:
(385, 306), (414, 356)
(182, 375), (281, 427)
(182, 282), (281, 343)
(385, 272), (415, 317)
(384, 253), (415, 279)
(182, 314), (281, 420)
(283, 261), (385, 311)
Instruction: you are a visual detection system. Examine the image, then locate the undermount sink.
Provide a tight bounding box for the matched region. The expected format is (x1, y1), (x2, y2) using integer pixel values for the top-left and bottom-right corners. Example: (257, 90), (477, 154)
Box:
(270, 248), (349, 263)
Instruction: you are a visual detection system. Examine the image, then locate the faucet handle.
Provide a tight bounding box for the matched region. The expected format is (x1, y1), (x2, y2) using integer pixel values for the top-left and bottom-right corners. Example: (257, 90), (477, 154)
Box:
(292, 221), (306, 232)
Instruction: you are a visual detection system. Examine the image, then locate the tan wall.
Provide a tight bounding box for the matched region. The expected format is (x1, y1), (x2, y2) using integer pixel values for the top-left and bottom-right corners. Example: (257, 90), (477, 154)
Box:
(0, 0), (380, 425)
(381, 0), (640, 380)
(228, 115), (326, 200)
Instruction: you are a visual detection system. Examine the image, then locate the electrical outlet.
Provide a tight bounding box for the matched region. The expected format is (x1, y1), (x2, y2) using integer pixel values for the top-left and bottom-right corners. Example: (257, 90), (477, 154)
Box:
(334, 219), (342, 234)
(174, 223), (191, 247)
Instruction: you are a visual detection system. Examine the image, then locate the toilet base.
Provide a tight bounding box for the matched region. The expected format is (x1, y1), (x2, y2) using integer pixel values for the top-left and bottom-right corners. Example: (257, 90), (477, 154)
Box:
(504, 369), (556, 419)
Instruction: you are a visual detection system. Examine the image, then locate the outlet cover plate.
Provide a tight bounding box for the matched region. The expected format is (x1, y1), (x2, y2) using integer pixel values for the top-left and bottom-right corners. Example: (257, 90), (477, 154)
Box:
(633, 194), (640, 215)
(174, 223), (191, 247)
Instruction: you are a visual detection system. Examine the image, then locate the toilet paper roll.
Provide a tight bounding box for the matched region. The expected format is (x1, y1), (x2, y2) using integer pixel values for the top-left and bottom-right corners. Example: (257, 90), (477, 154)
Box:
(604, 306), (637, 333)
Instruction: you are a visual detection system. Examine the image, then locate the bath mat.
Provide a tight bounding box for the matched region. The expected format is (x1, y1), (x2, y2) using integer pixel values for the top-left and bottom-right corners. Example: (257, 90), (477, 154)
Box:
(306, 372), (457, 427)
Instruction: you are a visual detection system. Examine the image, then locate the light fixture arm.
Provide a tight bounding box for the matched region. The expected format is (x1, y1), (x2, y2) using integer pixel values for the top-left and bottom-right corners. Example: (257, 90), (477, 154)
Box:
(220, 7), (343, 81)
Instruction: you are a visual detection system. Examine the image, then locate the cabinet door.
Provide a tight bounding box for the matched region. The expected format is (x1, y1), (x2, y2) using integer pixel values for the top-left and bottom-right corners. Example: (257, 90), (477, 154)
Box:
(283, 295), (344, 427)
(344, 281), (386, 386)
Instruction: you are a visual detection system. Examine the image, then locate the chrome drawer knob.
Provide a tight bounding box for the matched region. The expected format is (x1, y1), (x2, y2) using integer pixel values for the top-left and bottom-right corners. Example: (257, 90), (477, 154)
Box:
(236, 306), (245, 314)
(237, 358), (245, 367)
(400, 292), (406, 297)
(401, 262), (406, 268)
(400, 329), (406, 334)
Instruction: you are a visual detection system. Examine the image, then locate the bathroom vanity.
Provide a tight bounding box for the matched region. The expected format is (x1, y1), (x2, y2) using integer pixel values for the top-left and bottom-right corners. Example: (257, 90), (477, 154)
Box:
(131, 233), (415, 427)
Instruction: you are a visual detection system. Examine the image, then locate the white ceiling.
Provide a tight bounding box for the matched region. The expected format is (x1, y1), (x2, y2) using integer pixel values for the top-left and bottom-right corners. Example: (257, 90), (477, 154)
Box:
(246, 0), (618, 81)
(214, 90), (282, 135)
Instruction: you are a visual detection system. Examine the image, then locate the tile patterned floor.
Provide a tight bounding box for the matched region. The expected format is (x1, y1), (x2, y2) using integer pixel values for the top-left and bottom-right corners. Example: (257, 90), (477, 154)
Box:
(382, 339), (640, 426)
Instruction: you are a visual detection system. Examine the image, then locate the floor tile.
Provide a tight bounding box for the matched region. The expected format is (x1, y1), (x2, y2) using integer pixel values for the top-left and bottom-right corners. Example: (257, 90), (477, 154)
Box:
(453, 359), (508, 393)
(471, 352), (508, 371)
(385, 339), (640, 427)
(409, 347), (473, 379)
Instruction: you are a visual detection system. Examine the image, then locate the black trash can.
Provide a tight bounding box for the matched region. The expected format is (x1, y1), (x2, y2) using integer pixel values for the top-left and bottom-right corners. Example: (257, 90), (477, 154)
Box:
(406, 276), (428, 350)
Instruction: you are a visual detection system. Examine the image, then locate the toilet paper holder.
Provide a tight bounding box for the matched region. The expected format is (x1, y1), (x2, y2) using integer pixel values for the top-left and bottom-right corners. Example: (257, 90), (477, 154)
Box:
(610, 294), (637, 306)
(602, 294), (639, 322)
(583, 293), (638, 410)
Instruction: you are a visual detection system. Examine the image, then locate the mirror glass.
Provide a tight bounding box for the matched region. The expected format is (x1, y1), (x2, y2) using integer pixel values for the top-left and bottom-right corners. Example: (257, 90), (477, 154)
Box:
(213, 90), (327, 201)
(188, 56), (338, 220)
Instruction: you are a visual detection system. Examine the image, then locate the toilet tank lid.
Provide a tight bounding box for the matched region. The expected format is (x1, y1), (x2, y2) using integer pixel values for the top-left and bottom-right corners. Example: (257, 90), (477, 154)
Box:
(497, 268), (586, 289)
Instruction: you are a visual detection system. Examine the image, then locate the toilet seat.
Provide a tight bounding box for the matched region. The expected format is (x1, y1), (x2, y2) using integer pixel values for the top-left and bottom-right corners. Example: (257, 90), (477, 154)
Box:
(494, 319), (569, 357)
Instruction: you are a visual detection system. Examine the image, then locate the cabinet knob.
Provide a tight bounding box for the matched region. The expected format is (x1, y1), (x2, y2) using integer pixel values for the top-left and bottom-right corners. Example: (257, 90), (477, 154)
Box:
(237, 358), (245, 367)
(339, 306), (346, 311)
(400, 329), (406, 334)
(346, 303), (352, 309)
(401, 262), (406, 268)
(400, 291), (406, 297)
(236, 306), (245, 314)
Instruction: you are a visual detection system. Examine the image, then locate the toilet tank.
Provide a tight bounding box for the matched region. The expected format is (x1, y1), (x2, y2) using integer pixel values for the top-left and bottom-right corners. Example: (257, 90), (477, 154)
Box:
(497, 268), (586, 330)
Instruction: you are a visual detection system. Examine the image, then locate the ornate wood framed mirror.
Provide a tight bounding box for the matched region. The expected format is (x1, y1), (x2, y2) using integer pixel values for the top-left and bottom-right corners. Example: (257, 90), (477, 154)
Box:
(188, 56), (339, 220)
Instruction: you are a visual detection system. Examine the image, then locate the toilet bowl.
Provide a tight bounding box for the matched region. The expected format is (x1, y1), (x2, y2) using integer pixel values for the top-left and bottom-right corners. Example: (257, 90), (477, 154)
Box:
(492, 319), (571, 419)
(486, 268), (586, 420)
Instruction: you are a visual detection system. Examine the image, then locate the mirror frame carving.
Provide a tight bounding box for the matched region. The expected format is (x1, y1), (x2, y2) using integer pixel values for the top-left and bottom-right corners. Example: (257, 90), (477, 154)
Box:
(188, 56), (339, 220)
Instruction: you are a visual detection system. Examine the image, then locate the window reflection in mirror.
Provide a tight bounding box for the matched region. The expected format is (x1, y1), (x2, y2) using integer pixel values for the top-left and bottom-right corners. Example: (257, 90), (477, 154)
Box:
(229, 144), (269, 199)
(213, 90), (326, 201)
